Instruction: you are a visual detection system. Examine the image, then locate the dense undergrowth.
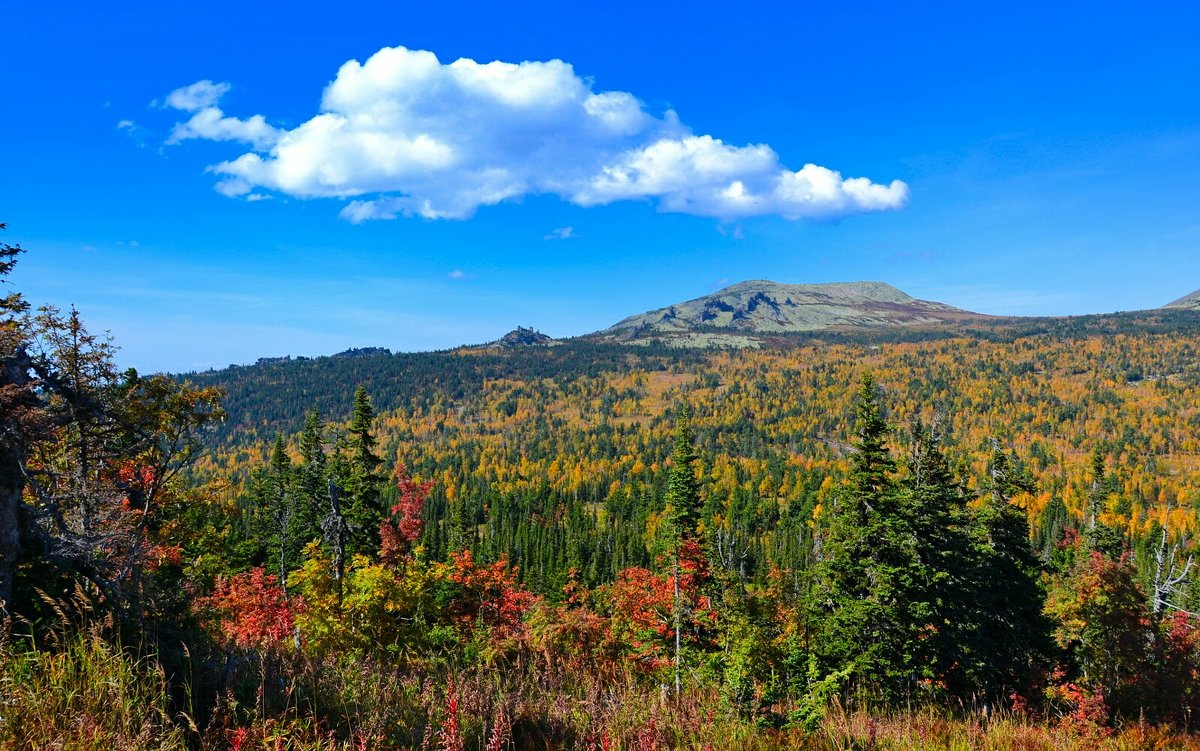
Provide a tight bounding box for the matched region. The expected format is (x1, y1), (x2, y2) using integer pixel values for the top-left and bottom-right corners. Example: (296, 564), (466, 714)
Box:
(4, 622), (1199, 751)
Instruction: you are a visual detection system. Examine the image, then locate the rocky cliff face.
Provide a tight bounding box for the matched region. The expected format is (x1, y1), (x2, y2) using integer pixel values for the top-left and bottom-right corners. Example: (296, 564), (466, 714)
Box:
(490, 327), (554, 348)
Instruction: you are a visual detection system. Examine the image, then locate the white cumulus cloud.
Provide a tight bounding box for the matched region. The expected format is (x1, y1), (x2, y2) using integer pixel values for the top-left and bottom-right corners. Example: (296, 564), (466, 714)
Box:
(164, 80), (280, 151)
(164, 46), (908, 222)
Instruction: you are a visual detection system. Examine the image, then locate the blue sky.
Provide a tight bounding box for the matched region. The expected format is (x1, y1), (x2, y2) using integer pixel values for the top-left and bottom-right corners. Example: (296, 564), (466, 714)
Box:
(3, 2), (1199, 372)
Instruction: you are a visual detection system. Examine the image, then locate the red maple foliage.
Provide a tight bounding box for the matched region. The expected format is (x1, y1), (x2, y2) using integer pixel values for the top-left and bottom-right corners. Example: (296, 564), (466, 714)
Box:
(606, 567), (674, 671)
(379, 462), (431, 566)
(1155, 610), (1200, 725)
(114, 460), (159, 499)
(1049, 673), (1112, 737)
(676, 539), (712, 594)
(604, 545), (718, 673)
(447, 550), (535, 642)
(199, 568), (298, 650)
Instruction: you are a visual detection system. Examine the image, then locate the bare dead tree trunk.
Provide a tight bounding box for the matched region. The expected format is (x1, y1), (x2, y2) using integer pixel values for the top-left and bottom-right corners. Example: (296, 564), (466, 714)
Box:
(673, 543), (682, 696)
(0, 447), (22, 615)
(0, 348), (38, 616)
(1153, 519), (1195, 615)
(323, 480), (348, 608)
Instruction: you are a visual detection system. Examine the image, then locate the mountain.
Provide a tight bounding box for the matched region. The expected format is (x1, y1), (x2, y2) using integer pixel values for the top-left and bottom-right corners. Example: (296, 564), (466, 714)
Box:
(596, 280), (986, 344)
(484, 326), (555, 348)
(1164, 289), (1200, 310)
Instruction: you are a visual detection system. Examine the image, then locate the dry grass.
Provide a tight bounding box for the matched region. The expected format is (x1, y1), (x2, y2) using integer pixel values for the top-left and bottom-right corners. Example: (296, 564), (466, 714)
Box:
(3, 630), (1200, 751)
(0, 628), (188, 751)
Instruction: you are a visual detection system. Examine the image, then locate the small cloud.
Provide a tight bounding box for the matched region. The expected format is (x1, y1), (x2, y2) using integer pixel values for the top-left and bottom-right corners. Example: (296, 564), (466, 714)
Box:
(717, 222), (744, 240)
(165, 80), (231, 112)
(448, 269), (466, 280)
(244, 193), (272, 202)
(708, 277), (730, 291)
(543, 226), (576, 241)
(164, 80), (280, 152)
(117, 119), (152, 148)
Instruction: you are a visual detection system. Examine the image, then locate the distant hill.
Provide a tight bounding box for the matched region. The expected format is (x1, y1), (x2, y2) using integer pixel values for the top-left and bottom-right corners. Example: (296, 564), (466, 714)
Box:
(1164, 289), (1200, 310)
(480, 326), (555, 349)
(595, 280), (988, 345)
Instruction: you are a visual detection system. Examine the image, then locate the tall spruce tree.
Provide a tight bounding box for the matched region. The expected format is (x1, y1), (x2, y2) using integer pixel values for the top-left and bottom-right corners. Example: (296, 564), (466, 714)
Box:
(663, 404), (704, 694)
(664, 404), (702, 540)
(809, 374), (922, 704)
(294, 408), (327, 550)
(1085, 447), (1124, 557)
(896, 419), (974, 700)
(969, 440), (1052, 707)
(339, 386), (385, 557)
(237, 435), (302, 586)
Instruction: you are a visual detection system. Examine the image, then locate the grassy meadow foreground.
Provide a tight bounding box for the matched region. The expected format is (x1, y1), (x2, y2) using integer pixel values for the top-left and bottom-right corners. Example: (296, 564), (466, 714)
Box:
(7, 621), (1200, 751)
(4, 231), (1200, 749)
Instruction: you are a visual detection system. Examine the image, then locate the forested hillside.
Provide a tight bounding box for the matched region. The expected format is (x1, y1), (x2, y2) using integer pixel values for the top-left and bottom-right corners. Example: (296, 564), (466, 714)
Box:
(189, 314), (1200, 607)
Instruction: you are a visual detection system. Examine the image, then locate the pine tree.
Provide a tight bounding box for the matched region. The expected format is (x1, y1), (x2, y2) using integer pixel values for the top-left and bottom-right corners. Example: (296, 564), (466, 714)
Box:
(0, 229), (35, 611)
(896, 419), (974, 700)
(809, 374), (918, 705)
(294, 408), (327, 550)
(664, 405), (702, 540)
(664, 404), (703, 694)
(969, 440), (1052, 707)
(1085, 446), (1124, 557)
(246, 435), (301, 588)
(339, 386), (385, 557)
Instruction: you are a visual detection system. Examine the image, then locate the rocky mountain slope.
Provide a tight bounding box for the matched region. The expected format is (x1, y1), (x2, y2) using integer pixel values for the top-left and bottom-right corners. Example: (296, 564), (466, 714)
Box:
(1164, 289), (1200, 310)
(596, 280), (986, 344)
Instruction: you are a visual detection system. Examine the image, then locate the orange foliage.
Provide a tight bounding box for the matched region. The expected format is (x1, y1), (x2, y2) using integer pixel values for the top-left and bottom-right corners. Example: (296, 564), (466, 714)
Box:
(446, 550), (536, 643)
(199, 567), (299, 650)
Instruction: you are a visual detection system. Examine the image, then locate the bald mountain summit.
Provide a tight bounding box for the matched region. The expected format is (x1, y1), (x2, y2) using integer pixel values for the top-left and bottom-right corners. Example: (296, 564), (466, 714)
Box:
(595, 280), (987, 346)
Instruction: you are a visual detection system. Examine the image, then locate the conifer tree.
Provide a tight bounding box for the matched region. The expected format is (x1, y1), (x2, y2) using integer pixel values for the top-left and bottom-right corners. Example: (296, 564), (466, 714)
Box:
(809, 374), (918, 704)
(969, 440), (1052, 707)
(664, 404), (703, 694)
(665, 405), (702, 539)
(294, 408), (327, 549)
(339, 386), (385, 557)
(0, 230), (35, 610)
(897, 419), (974, 699)
(1085, 446), (1124, 557)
